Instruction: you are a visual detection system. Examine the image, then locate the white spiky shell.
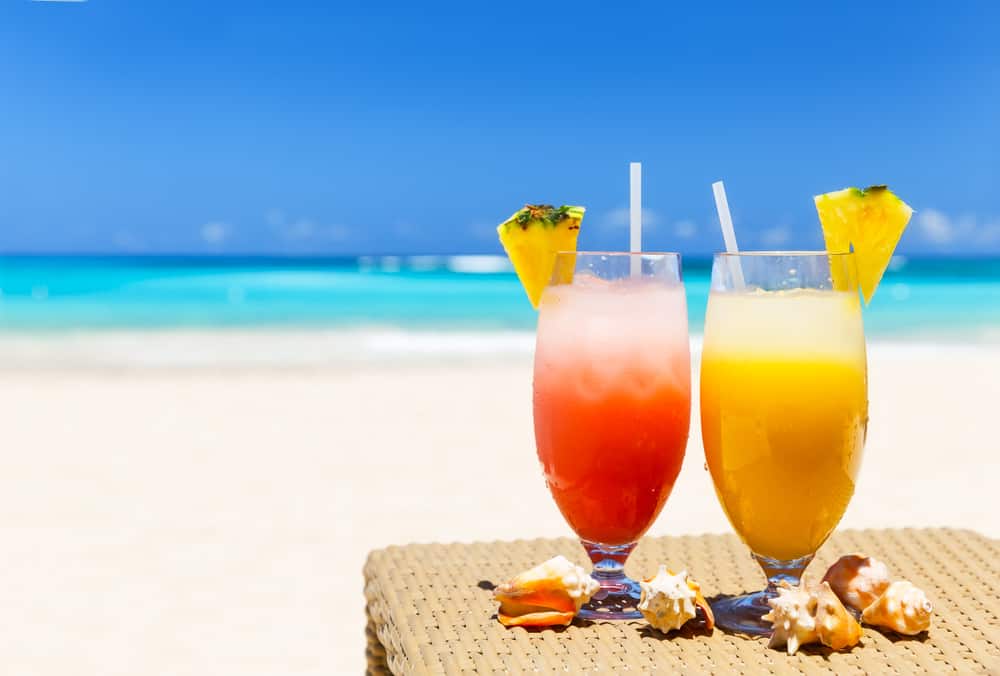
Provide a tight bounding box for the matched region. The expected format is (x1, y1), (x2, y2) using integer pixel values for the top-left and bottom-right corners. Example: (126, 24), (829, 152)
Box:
(821, 554), (892, 612)
(761, 581), (819, 655)
(638, 566), (698, 632)
(861, 580), (932, 635)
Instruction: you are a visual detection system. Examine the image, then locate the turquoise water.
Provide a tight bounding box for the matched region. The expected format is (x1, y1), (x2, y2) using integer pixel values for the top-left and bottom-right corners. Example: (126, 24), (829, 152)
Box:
(0, 256), (997, 340)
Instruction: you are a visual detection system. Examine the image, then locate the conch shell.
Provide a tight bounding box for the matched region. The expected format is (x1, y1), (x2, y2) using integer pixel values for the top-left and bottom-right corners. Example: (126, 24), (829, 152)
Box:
(821, 554), (891, 612)
(493, 555), (599, 627)
(814, 582), (864, 650)
(762, 581), (862, 655)
(638, 566), (715, 632)
(861, 580), (932, 635)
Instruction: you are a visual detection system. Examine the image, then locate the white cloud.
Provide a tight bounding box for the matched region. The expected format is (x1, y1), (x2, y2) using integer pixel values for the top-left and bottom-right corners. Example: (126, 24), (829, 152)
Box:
(917, 209), (954, 244)
(267, 209), (349, 243)
(600, 207), (661, 230)
(915, 208), (1000, 247)
(285, 219), (317, 240)
(760, 225), (791, 247)
(673, 219), (697, 239)
(200, 221), (231, 245)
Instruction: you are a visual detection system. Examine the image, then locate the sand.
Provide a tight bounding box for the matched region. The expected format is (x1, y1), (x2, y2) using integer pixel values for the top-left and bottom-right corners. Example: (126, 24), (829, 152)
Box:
(0, 340), (996, 674)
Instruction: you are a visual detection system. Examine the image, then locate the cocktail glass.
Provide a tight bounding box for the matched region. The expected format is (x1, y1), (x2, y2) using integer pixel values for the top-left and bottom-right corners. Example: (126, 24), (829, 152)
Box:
(700, 251), (868, 635)
(533, 252), (691, 620)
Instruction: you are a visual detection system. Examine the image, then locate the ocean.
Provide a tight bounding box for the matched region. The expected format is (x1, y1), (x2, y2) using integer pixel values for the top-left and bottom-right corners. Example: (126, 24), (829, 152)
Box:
(0, 255), (997, 348)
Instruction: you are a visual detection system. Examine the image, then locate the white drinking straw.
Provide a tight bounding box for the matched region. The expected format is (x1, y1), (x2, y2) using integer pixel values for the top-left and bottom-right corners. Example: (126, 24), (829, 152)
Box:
(712, 180), (745, 288)
(630, 162), (642, 276)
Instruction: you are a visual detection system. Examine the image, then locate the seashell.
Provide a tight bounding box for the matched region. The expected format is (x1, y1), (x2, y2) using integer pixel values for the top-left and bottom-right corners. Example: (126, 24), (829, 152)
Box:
(638, 566), (715, 632)
(821, 554), (892, 612)
(814, 581), (864, 650)
(861, 580), (932, 635)
(764, 581), (864, 654)
(762, 581), (819, 655)
(493, 555), (599, 627)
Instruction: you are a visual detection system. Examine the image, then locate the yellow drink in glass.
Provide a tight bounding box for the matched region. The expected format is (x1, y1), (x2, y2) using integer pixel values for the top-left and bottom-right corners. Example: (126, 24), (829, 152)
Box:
(701, 289), (867, 561)
(700, 251), (867, 635)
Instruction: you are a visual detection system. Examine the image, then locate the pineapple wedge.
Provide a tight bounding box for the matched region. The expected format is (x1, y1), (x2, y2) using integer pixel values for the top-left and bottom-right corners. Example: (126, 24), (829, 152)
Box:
(497, 204), (585, 308)
(814, 186), (913, 304)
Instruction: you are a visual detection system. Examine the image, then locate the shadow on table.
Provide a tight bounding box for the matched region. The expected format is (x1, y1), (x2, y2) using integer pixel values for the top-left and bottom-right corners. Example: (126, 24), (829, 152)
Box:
(781, 636), (926, 660)
(880, 629), (931, 643)
(487, 615), (596, 633)
(636, 620), (715, 641)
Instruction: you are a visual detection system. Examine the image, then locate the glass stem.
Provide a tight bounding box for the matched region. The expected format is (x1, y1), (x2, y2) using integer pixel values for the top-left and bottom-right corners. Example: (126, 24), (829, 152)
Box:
(753, 552), (814, 596)
(577, 540), (643, 619)
(581, 540), (636, 590)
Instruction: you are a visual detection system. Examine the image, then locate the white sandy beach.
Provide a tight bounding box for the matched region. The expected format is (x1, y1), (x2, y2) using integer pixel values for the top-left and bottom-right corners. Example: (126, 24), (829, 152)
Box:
(0, 336), (997, 674)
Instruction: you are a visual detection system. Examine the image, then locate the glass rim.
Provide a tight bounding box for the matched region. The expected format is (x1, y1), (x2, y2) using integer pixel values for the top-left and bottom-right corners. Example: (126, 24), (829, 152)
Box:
(554, 250), (681, 257)
(714, 250), (852, 257)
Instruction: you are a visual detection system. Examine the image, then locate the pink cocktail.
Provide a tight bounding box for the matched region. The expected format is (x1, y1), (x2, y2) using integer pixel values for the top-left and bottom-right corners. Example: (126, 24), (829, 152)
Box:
(533, 253), (691, 618)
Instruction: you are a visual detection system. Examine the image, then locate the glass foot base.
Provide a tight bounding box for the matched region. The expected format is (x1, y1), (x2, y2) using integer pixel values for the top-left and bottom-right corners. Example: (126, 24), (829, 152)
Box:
(578, 577), (642, 620)
(711, 552), (815, 636)
(579, 539), (642, 620)
(709, 590), (774, 636)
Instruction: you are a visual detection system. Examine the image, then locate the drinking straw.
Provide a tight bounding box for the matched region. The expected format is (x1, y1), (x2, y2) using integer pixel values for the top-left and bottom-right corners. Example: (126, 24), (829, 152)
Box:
(630, 162), (642, 276)
(712, 180), (746, 288)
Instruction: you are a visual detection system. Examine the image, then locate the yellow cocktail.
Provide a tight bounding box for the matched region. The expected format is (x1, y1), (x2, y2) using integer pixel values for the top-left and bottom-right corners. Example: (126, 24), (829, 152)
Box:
(700, 251), (868, 635)
(701, 289), (867, 561)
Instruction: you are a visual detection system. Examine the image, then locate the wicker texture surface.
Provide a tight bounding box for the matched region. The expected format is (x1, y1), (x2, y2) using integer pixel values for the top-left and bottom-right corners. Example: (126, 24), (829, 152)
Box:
(365, 528), (999, 674)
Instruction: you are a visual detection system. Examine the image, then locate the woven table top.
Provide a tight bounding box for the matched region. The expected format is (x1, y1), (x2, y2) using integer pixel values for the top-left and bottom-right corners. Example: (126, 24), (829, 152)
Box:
(364, 528), (1000, 674)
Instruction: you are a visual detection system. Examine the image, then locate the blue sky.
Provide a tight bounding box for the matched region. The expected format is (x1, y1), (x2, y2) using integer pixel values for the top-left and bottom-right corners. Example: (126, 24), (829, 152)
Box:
(1, 1), (997, 256)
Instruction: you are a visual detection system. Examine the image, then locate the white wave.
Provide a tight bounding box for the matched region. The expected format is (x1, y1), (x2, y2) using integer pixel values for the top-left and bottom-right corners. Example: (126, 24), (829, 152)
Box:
(0, 329), (536, 368)
(379, 256), (402, 272)
(406, 256), (445, 271)
(445, 255), (511, 274)
(0, 328), (992, 369)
